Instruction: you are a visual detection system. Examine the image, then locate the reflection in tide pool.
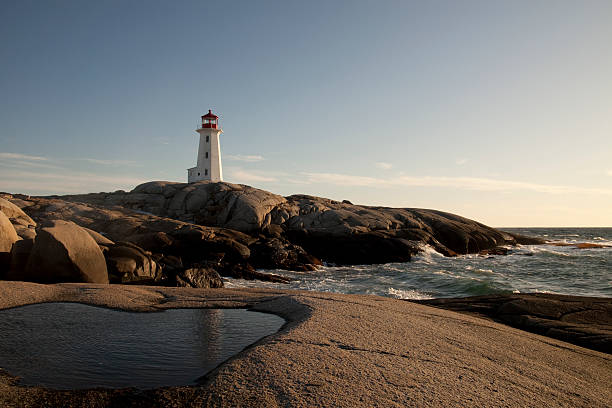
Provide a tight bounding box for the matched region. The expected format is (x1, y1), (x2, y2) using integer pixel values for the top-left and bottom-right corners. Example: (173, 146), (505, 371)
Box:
(0, 303), (284, 390)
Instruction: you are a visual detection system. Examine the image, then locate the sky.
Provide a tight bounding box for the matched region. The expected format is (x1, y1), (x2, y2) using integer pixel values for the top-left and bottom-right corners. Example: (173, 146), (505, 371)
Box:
(1, 0), (611, 227)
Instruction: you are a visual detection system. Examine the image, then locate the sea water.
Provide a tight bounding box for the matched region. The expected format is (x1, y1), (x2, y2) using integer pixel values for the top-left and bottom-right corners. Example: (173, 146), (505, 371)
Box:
(226, 228), (612, 299)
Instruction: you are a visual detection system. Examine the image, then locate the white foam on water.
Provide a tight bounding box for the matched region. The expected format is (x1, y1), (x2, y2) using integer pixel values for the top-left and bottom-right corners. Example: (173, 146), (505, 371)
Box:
(413, 244), (445, 264)
(473, 268), (494, 274)
(387, 287), (433, 300)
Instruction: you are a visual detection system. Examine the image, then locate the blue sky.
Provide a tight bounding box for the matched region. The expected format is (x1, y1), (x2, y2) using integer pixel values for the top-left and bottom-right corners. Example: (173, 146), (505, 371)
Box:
(1, 1), (611, 226)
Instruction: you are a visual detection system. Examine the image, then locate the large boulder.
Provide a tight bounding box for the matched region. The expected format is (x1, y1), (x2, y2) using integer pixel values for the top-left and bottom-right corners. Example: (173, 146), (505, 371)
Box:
(0, 211), (19, 253)
(0, 197), (35, 227)
(105, 242), (162, 284)
(0, 211), (20, 274)
(23, 220), (108, 284)
(82, 227), (114, 247)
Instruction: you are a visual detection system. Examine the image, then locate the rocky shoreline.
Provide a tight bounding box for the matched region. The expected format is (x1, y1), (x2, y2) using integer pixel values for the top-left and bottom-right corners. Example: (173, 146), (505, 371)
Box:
(0, 282), (610, 407)
(1, 180), (544, 288)
(416, 293), (612, 354)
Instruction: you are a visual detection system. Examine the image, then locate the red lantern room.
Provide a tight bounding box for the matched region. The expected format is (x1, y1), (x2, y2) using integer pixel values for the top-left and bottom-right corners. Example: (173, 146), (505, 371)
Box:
(201, 109), (219, 129)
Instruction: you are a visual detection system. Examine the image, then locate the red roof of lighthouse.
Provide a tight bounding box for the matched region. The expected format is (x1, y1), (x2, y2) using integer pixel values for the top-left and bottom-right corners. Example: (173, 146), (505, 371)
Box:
(202, 109), (218, 119)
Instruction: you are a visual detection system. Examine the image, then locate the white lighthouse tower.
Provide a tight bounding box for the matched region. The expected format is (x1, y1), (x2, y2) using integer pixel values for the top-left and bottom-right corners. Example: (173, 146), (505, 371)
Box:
(187, 110), (223, 183)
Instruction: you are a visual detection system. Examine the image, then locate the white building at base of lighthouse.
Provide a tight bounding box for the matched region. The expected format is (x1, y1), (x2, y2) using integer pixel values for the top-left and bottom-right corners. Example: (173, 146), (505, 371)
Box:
(187, 110), (223, 183)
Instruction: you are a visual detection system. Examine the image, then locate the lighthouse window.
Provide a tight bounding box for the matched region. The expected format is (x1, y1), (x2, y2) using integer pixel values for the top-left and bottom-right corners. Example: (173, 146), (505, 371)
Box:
(206, 136), (209, 143)
(205, 152), (208, 159)
(205, 169), (208, 176)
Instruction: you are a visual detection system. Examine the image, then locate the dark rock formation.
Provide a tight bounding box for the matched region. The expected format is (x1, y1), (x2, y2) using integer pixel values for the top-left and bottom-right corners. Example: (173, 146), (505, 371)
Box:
(416, 294), (612, 354)
(175, 266), (223, 288)
(60, 181), (528, 262)
(249, 237), (321, 271)
(7, 238), (33, 279)
(22, 220), (109, 284)
(105, 242), (162, 284)
(1, 181), (547, 285)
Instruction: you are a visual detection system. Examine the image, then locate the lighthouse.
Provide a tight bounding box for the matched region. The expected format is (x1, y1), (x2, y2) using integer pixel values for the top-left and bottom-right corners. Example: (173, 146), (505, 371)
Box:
(187, 110), (223, 183)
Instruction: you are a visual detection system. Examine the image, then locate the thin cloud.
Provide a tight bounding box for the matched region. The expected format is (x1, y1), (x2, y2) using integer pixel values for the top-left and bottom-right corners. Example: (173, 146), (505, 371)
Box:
(225, 154), (265, 162)
(0, 152), (49, 161)
(375, 162), (393, 170)
(301, 172), (612, 196)
(0, 160), (63, 170)
(0, 152), (139, 168)
(78, 158), (140, 166)
(456, 158), (468, 165)
(0, 170), (147, 194)
(228, 169), (277, 183)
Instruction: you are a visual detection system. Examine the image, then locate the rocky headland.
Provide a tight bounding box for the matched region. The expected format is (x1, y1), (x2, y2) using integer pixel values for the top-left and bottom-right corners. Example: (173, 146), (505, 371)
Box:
(1, 180), (542, 288)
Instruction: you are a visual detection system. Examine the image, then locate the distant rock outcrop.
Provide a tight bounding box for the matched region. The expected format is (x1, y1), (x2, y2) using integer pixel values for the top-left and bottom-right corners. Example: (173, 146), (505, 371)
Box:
(61, 180), (523, 264)
(1, 181), (545, 286)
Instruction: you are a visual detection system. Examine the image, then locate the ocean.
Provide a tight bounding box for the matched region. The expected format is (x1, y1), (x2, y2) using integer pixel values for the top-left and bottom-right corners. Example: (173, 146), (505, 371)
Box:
(225, 228), (612, 299)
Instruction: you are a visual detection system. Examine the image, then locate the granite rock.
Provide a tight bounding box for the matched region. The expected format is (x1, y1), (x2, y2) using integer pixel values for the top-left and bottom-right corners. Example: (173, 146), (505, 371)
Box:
(23, 220), (108, 284)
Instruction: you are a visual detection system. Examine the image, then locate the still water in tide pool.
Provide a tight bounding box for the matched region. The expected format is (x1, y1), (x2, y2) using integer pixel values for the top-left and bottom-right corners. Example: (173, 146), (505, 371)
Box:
(226, 228), (612, 299)
(0, 303), (285, 389)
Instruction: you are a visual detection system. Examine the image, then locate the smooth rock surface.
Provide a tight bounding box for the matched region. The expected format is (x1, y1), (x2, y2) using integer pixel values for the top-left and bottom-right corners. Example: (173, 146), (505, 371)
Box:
(417, 294), (612, 354)
(0, 197), (35, 227)
(23, 220), (108, 284)
(0, 282), (609, 408)
(0, 211), (19, 253)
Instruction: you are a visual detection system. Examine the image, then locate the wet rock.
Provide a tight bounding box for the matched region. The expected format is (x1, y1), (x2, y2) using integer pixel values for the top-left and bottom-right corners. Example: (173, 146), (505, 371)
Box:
(218, 262), (291, 283)
(250, 238), (321, 271)
(478, 247), (509, 256)
(23, 220), (108, 284)
(416, 294), (612, 354)
(504, 232), (547, 245)
(175, 267), (223, 288)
